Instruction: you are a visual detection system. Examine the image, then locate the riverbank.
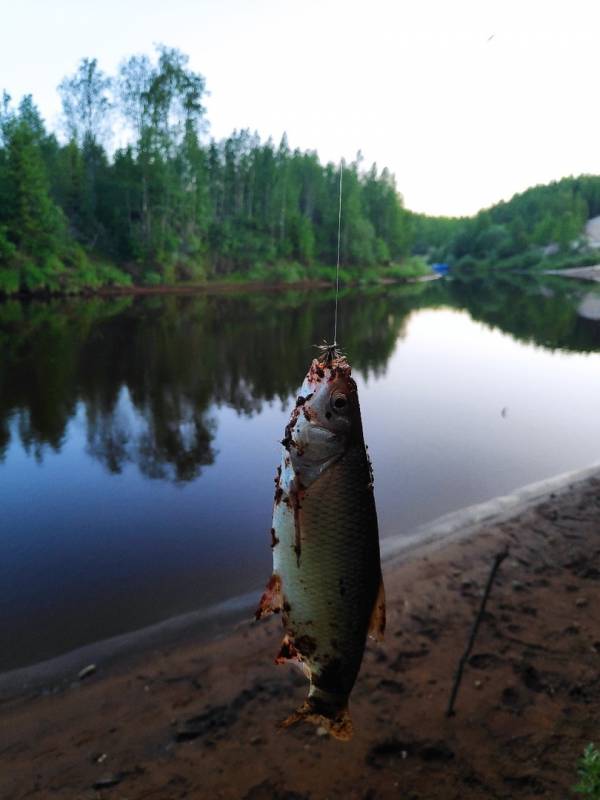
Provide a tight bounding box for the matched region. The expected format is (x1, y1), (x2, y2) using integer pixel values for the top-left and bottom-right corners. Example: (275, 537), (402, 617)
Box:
(2, 468), (600, 799)
(545, 264), (600, 282)
(0, 277), (336, 301)
(1, 270), (437, 302)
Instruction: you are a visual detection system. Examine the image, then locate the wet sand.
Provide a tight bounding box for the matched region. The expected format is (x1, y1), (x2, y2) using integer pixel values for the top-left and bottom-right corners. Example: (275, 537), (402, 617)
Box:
(1, 472), (600, 799)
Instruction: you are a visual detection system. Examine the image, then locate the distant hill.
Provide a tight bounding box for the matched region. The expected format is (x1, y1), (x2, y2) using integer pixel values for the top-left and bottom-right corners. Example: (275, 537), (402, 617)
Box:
(410, 175), (600, 272)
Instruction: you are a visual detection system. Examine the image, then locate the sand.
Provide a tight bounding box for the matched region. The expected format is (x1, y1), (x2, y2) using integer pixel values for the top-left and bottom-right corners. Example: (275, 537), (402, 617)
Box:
(1, 471), (600, 799)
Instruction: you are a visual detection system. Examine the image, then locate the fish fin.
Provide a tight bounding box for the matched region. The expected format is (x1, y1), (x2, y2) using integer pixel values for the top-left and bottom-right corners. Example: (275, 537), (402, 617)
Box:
(279, 698), (353, 741)
(254, 573), (282, 620)
(274, 634), (301, 664)
(274, 637), (311, 678)
(298, 660), (312, 679)
(368, 576), (386, 642)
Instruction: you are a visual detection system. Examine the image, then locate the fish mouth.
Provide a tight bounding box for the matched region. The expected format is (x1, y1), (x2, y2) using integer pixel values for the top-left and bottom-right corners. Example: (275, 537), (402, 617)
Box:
(304, 355), (352, 392)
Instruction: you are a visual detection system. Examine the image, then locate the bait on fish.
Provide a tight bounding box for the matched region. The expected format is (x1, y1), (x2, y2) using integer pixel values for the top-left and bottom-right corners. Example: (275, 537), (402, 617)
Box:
(256, 164), (385, 740)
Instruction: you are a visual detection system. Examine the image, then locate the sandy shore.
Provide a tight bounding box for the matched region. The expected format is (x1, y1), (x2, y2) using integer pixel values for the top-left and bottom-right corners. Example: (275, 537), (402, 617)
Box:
(2, 469), (600, 799)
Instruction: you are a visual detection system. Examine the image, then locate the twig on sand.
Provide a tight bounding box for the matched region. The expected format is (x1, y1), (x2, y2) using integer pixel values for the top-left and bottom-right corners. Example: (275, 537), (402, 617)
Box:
(446, 547), (509, 717)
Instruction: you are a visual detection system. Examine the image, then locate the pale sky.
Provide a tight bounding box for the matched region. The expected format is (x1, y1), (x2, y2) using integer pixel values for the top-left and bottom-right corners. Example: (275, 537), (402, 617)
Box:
(1, 0), (599, 216)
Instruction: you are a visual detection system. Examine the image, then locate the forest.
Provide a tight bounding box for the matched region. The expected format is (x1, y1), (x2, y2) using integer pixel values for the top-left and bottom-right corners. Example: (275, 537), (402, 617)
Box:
(412, 175), (600, 272)
(0, 46), (416, 295)
(1, 45), (600, 295)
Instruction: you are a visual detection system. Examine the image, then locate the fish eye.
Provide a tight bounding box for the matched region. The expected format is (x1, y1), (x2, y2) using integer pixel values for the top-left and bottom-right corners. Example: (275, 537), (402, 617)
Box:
(331, 392), (348, 412)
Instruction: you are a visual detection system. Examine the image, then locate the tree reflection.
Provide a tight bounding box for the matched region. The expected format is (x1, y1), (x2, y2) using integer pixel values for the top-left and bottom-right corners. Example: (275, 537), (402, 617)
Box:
(85, 393), (216, 482)
(0, 286), (426, 478)
(1, 276), (598, 479)
(447, 272), (600, 352)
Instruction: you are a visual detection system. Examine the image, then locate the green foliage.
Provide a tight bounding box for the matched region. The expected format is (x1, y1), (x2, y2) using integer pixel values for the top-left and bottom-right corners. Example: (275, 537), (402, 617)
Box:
(0, 46), (415, 294)
(387, 256), (430, 280)
(4, 116), (66, 257)
(0, 225), (15, 261)
(412, 175), (600, 272)
(7, 44), (600, 293)
(143, 271), (163, 287)
(0, 98), (91, 294)
(574, 744), (600, 797)
(0, 268), (18, 294)
(58, 58), (112, 145)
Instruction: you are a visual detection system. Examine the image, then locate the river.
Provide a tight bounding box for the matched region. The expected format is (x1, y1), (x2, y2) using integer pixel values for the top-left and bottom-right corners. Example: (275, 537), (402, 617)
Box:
(1, 273), (600, 671)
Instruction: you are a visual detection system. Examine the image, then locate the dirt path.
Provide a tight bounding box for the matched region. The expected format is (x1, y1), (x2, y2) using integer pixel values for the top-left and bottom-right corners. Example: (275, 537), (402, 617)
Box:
(1, 475), (600, 799)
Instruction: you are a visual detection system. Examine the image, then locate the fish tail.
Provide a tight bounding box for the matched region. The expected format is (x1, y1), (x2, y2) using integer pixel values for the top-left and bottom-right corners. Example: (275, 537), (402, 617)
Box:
(279, 694), (353, 741)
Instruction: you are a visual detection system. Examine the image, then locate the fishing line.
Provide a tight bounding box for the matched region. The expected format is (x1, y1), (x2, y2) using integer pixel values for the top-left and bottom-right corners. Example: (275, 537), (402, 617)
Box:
(333, 160), (343, 347)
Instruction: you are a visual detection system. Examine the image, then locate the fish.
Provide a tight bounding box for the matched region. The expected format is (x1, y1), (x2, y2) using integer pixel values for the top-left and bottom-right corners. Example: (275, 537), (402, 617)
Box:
(256, 348), (385, 740)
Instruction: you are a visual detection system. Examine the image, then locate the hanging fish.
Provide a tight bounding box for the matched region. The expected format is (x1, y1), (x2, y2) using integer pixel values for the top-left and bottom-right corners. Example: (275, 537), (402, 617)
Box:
(256, 348), (385, 740)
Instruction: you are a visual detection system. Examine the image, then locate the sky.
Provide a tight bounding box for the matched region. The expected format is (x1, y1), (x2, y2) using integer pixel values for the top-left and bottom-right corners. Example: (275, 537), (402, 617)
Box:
(1, 0), (599, 216)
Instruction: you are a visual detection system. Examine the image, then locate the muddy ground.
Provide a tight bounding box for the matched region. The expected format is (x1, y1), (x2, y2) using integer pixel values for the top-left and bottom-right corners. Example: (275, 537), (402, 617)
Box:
(1, 475), (600, 799)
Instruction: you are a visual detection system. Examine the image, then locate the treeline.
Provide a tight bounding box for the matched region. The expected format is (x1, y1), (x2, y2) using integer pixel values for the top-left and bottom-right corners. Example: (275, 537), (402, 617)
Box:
(0, 46), (415, 295)
(411, 175), (600, 272)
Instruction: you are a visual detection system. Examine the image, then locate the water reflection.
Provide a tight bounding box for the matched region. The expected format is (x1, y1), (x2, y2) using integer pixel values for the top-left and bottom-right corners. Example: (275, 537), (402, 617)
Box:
(3, 277), (599, 482)
(447, 272), (600, 352)
(0, 285), (435, 479)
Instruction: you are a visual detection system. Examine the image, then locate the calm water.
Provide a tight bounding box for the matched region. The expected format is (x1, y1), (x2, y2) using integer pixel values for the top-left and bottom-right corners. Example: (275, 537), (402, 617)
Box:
(2, 274), (600, 671)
